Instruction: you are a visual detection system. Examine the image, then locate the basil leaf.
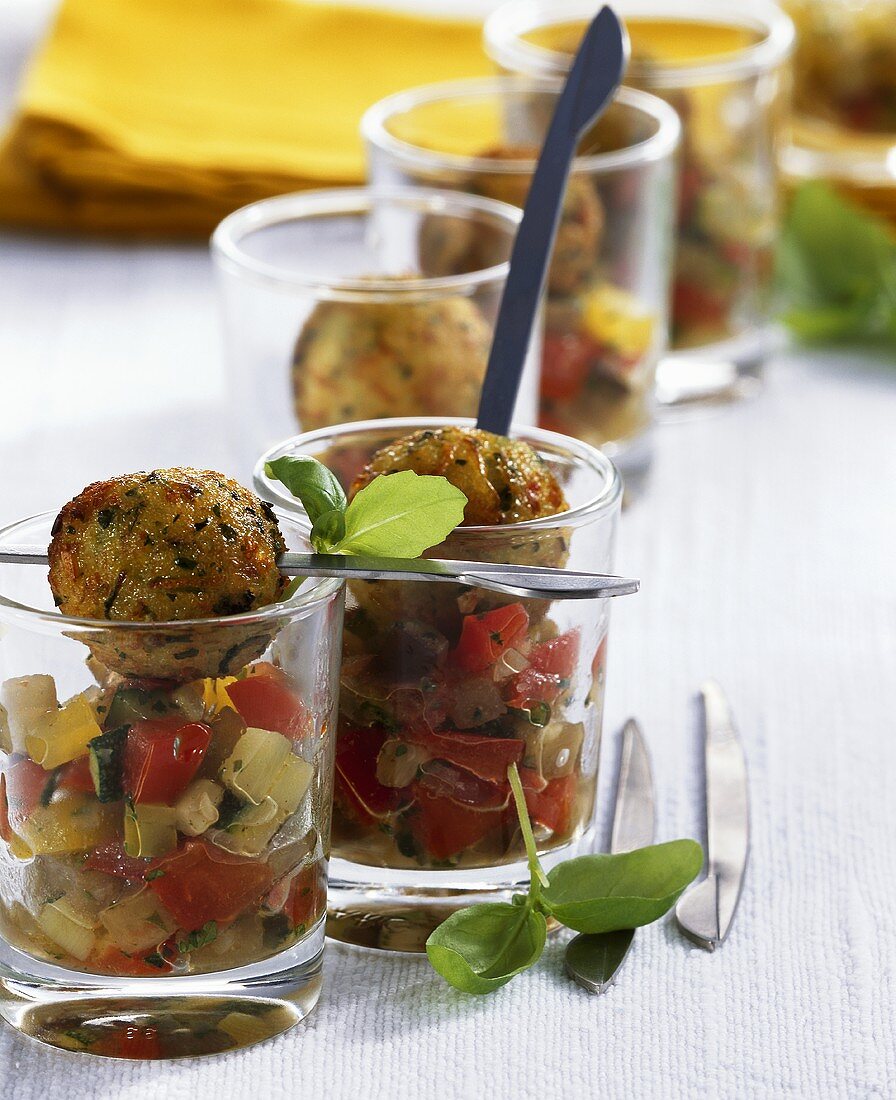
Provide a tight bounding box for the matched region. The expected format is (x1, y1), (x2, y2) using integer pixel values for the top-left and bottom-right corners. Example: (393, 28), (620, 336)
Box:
(265, 456), (347, 525)
(426, 902), (547, 994)
(310, 507), (346, 552)
(541, 839), (703, 934)
(333, 470), (466, 558)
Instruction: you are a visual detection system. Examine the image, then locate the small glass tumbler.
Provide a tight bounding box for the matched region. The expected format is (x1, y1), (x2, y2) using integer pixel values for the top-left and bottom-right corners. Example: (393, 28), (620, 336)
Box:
(485, 0), (795, 400)
(255, 417), (625, 952)
(781, 0), (896, 225)
(363, 80), (679, 492)
(212, 187), (537, 476)
(0, 513), (342, 1059)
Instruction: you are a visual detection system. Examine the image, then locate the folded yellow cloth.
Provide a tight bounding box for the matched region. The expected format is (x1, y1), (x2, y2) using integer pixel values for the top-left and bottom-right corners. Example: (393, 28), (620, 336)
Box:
(0, 0), (490, 236)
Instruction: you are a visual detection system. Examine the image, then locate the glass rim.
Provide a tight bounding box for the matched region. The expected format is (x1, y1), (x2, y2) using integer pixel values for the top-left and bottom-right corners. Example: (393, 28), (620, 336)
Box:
(253, 416), (623, 535)
(0, 511), (343, 632)
(210, 186), (523, 296)
(483, 0), (796, 88)
(361, 79), (680, 176)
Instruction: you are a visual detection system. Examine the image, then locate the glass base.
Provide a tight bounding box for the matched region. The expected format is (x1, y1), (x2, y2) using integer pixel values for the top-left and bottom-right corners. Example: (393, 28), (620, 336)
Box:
(656, 325), (783, 416)
(326, 830), (590, 953)
(0, 925), (324, 1060)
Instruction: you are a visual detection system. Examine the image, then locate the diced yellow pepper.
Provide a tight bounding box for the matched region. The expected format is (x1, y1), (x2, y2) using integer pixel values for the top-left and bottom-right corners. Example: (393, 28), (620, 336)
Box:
(100, 889), (178, 953)
(25, 694), (101, 770)
(203, 676), (238, 716)
(123, 802), (177, 858)
(18, 795), (117, 855)
(37, 896), (96, 961)
(582, 285), (655, 359)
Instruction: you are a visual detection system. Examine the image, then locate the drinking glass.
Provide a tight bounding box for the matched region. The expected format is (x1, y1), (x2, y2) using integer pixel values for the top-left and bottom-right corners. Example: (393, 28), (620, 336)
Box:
(485, 0), (795, 402)
(255, 417), (625, 951)
(212, 187), (537, 476)
(0, 513), (342, 1058)
(363, 81), (678, 493)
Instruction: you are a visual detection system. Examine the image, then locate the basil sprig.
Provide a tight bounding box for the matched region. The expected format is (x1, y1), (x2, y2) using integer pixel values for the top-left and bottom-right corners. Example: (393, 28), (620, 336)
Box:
(265, 456), (466, 558)
(426, 764), (702, 994)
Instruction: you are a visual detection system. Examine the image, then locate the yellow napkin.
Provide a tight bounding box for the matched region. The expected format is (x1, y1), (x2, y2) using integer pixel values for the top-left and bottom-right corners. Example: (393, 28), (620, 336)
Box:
(0, 0), (490, 236)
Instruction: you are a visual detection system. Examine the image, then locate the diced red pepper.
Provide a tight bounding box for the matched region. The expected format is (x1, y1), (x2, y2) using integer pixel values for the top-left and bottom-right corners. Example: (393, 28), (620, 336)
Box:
(412, 729), (523, 785)
(124, 719), (211, 805)
(541, 331), (593, 401)
(504, 667), (563, 709)
(525, 774), (577, 835)
(84, 840), (151, 880)
(334, 725), (410, 825)
(506, 630), (581, 709)
(672, 279), (730, 331)
(411, 784), (510, 861)
(225, 676), (309, 740)
(591, 636), (608, 683)
(285, 863), (326, 930)
(531, 630), (580, 679)
(451, 604), (530, 673)
(96, 1024), (162, 1060)
(418, 759), (510, 809)
(146, 839), (273, 928)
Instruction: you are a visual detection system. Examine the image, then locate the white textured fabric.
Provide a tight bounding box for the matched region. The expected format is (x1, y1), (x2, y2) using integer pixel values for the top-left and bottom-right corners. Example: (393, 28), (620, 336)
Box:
(1, 3), (895, 1097)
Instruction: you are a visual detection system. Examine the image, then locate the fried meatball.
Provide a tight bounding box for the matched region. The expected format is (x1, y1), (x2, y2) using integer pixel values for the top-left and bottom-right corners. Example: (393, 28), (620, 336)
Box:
(473, 145), (604, 297)
(350, 426), (567, 526)
(48, 469), (287, 681)
(292, 295), (491, 431)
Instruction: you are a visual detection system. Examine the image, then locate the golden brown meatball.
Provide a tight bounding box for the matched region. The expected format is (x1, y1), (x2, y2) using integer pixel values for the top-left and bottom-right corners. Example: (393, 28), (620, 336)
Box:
(349, 426), (568, 526)
(48, 470), (287, 681)
(473, 145), (604, 297)
(292, 295), (491, 431)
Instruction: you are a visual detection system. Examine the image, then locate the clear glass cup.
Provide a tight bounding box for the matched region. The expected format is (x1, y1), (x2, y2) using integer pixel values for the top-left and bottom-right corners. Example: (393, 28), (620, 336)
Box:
(255, 417), (625, 952)
(212, 187), (538, 477)
(484, 0), (795, 403)
(781, 0), (896, 226)
(0, 512), (342, 1059)
(362, 81), (679, 494)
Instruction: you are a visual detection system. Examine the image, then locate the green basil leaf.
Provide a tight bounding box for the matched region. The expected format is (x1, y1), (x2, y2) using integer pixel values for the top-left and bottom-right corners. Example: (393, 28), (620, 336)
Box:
(310, 507), (346, 552)
(426, 902), (547, 994)
(541, 839), (703, 934)
(265, 456), (347, 525)
(333, 470), (466, 558)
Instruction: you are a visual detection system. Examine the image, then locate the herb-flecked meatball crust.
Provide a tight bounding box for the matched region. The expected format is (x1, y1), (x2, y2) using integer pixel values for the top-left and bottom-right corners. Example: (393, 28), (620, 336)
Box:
(48, 469), (287, 622)
(349, 427), (568, 526)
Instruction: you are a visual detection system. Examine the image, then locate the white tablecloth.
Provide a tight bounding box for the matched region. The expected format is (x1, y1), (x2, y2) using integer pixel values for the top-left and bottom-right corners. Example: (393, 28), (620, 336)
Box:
(2, 3), (895, 1097)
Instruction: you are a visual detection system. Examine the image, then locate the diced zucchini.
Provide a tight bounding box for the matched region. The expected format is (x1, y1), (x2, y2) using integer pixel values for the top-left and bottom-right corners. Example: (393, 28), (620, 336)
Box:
(36, 896), (97, 961)
(104, 684), (175, 729)
(19, 795), (117, 855)
(171, 682), (206, 722)
(174, 778), (224, 836)
(209, 797), (280, 857)
(123, 802), (177, 858)
(267, 754), (313, 817)
(100, 889), (178, 953)
(26, 695), (101, 769)
(220, 727), (291, 805)
(1, 675), (58, 755)
(87, 725), (128, 802)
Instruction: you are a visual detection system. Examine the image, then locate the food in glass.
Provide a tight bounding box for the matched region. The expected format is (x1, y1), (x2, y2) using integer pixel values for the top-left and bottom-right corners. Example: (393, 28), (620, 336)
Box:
(212, 188), (538, 473)
(0, 470), (341, 1057)
(484, 0), (794, 357)
(363, 82), (677, 481)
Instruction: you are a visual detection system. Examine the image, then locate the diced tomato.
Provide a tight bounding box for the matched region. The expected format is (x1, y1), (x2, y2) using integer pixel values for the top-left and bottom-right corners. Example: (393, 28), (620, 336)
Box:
(123, 719), (211, 805)
(525, 774), (577, 835)
(672, 279), (730, 331)
(531, 630), (580, 679)
(56, 757), (96, 794)
(541, 331), (593, 401)
(591, 636), (608, 683)
(412, 729), (523, 785)
(146, 839), (273, 928)
(418, 759), (510, 809)
(518, 765), (548, 795)
(92, 945), (174, 977)
(84, 840), (151, 880)
(285, 863), (326, 930)
(504, 667), (563, 709)
(451, 604), (530, 673)
(411, 784), (510, 861)
(4, 757), (49, 828)
(96, 1024), (162, 1060)
(225, 677), (309, 739)
(335, 725), (410, 825)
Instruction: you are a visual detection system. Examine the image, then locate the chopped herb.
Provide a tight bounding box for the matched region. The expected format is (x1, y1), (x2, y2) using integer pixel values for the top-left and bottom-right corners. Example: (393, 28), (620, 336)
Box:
(145, 869), (166, 881)
(174, 557), (197, 570)
(97, 508), (116, 529)
(143, 951), (168, 969)
(173, 648), (199, 660)
(178, 920), (218, 953)
(219, 523), (237, 541)
(394, 744), (408, 757)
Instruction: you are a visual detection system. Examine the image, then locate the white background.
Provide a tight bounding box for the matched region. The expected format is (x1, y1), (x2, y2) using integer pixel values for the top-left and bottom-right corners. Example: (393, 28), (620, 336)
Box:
(1, 2), (895, 1097)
